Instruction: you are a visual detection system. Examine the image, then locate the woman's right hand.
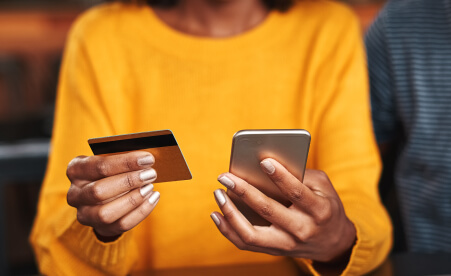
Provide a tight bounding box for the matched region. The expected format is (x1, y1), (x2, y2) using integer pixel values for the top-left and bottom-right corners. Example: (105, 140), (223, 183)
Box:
(66, 151), (159, 241)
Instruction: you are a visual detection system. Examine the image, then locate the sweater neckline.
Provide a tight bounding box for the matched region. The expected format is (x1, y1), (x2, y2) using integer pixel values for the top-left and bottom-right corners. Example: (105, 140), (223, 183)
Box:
(141, 5), (284, 60)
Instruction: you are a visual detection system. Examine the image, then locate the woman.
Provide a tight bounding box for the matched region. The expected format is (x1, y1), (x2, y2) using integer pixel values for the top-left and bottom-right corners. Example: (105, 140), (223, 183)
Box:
(30, 0), (392, 275)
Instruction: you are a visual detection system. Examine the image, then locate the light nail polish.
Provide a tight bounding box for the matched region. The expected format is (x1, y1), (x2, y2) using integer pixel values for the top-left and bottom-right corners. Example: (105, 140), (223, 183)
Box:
(214, 189), (226, 206)
(210, 213), (220, 226)
(140, 184), (154, 197)
(138, 155), (155, 166)
(149, 191), (160, 205)
(140, 169), (157, 181)
(260, 159), (276, 175)
(218, 175), (235, 189)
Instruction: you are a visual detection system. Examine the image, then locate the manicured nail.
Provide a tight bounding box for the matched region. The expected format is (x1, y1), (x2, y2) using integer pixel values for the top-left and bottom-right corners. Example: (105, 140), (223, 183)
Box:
(137, 155), (155, 166)
(148, 191), (160, 205)
(140, 184), (154, 197)
(214, 189), (226, 206)
(260, 159), (275, 175)
(218, 175), (235, 189)
(210, 213), (220, 226)
(140, 169), (157, 181)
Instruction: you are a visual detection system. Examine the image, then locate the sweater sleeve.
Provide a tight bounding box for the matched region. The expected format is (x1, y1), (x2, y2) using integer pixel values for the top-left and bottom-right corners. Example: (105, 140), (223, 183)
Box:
(29, 12), (139, 276)
(295, 5), (393, 276)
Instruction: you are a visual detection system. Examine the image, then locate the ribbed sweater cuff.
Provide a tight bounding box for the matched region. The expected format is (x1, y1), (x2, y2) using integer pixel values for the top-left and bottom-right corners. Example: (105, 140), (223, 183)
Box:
(294, 223), (374, 276)
(340, 222), (375, 275)
(59, 219), (136, 273)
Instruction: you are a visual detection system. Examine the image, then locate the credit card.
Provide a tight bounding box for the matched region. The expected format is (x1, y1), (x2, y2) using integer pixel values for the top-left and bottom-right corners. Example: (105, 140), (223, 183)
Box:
(88, 129), (192, 183)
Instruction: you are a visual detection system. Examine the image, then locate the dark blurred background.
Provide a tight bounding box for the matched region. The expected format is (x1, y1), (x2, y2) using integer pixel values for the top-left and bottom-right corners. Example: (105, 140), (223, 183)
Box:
(0, 0), (386, 275)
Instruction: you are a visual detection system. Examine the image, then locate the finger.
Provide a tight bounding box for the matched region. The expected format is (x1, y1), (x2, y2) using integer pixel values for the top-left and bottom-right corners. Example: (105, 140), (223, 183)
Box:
(97, 184), (156, 225)
(67, 151), (155, 184)
(302, 169), (336, 197)
(213, 189), (296, 250)
(75, 184), (154, 227)
(218, 173), (316, 240)
(218, 173), (300, 228)
(259, 158), (329, 217)
(210, 211), (285, 255)
(67, 168), (157, 207)
(108, 191), (160, 235)
(213, 189), (257, 242)
(92, 191), (160, 237)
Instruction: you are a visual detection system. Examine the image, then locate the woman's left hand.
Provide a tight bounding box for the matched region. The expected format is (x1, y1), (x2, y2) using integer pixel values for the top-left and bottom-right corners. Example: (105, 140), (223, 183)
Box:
(211, 158), (356, 263)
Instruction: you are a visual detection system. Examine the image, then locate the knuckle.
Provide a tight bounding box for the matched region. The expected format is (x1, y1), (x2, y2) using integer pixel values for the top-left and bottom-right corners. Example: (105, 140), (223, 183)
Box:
(316, 170), (329, 182)
(124, 174), (136, 189)
(116, 220), (132, 233)
(95, 160), (110, 178)
(76, 210), (88, 225)
(219, 227), (231, 237)
(235, 188), (249, 200)
(138, 205), (150, 217)
(125, 157), (134, 171)
(290, 221), (304, 235)
(315, 204), (333, 225)
(90, 185), (104, 202)
(97, 207), (113, 225)
(294, 232), (307, 242)
(259, 204), (274, 218)
(288, 188), (304, 202)
(295, 228), (313, 242)
(282, 240), (297, 252)
(329, 231), (342, 249)
(127, 194), (140, 208)
(66, 188), (77, 207)
(66, 165), (76, 181)
(241, 231), (257, 245)
(66, 156), (84, 181)
(222, 209), (235, 221)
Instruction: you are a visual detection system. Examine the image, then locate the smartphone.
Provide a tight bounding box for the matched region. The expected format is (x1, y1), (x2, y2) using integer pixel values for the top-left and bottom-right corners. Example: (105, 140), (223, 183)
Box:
(227, 129), (310, 226)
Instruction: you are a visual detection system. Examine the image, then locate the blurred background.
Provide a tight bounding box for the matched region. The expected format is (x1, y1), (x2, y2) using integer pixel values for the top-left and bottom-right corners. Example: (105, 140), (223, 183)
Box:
(0, 0), (386, 275)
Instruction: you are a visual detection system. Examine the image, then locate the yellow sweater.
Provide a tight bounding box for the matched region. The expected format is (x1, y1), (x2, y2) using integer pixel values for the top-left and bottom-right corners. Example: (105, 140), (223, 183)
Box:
(30, 1), (392, 275)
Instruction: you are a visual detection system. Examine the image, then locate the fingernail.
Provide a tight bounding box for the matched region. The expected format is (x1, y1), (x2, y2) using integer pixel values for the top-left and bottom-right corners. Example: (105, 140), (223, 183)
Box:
(214, 189), (226, 206)
(140, 169), (157, 181)
(138, 155), (155, 166)
(149, 191), (160, 205)
(210, 213), (220, 226)
(260, 159), (275, 175)
(218, 175), (235, 189)
(140, 184), (154, 197)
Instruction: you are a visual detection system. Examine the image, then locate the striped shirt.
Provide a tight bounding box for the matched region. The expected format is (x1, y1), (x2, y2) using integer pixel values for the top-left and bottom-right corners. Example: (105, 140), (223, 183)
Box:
(366, 0), (451, 252)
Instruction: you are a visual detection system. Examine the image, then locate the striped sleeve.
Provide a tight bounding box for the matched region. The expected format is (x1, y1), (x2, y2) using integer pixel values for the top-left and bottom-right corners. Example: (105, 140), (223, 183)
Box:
(365, 11), (397, 144)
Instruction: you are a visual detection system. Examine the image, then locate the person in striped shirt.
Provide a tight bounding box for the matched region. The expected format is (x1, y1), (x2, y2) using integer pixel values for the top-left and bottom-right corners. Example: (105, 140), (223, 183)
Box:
(366, 0), (451, 253)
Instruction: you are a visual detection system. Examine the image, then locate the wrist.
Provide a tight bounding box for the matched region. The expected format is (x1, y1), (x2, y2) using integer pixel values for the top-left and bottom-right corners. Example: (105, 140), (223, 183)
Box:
(331, 219), (357, 263)
(312, 219), (356, 274)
